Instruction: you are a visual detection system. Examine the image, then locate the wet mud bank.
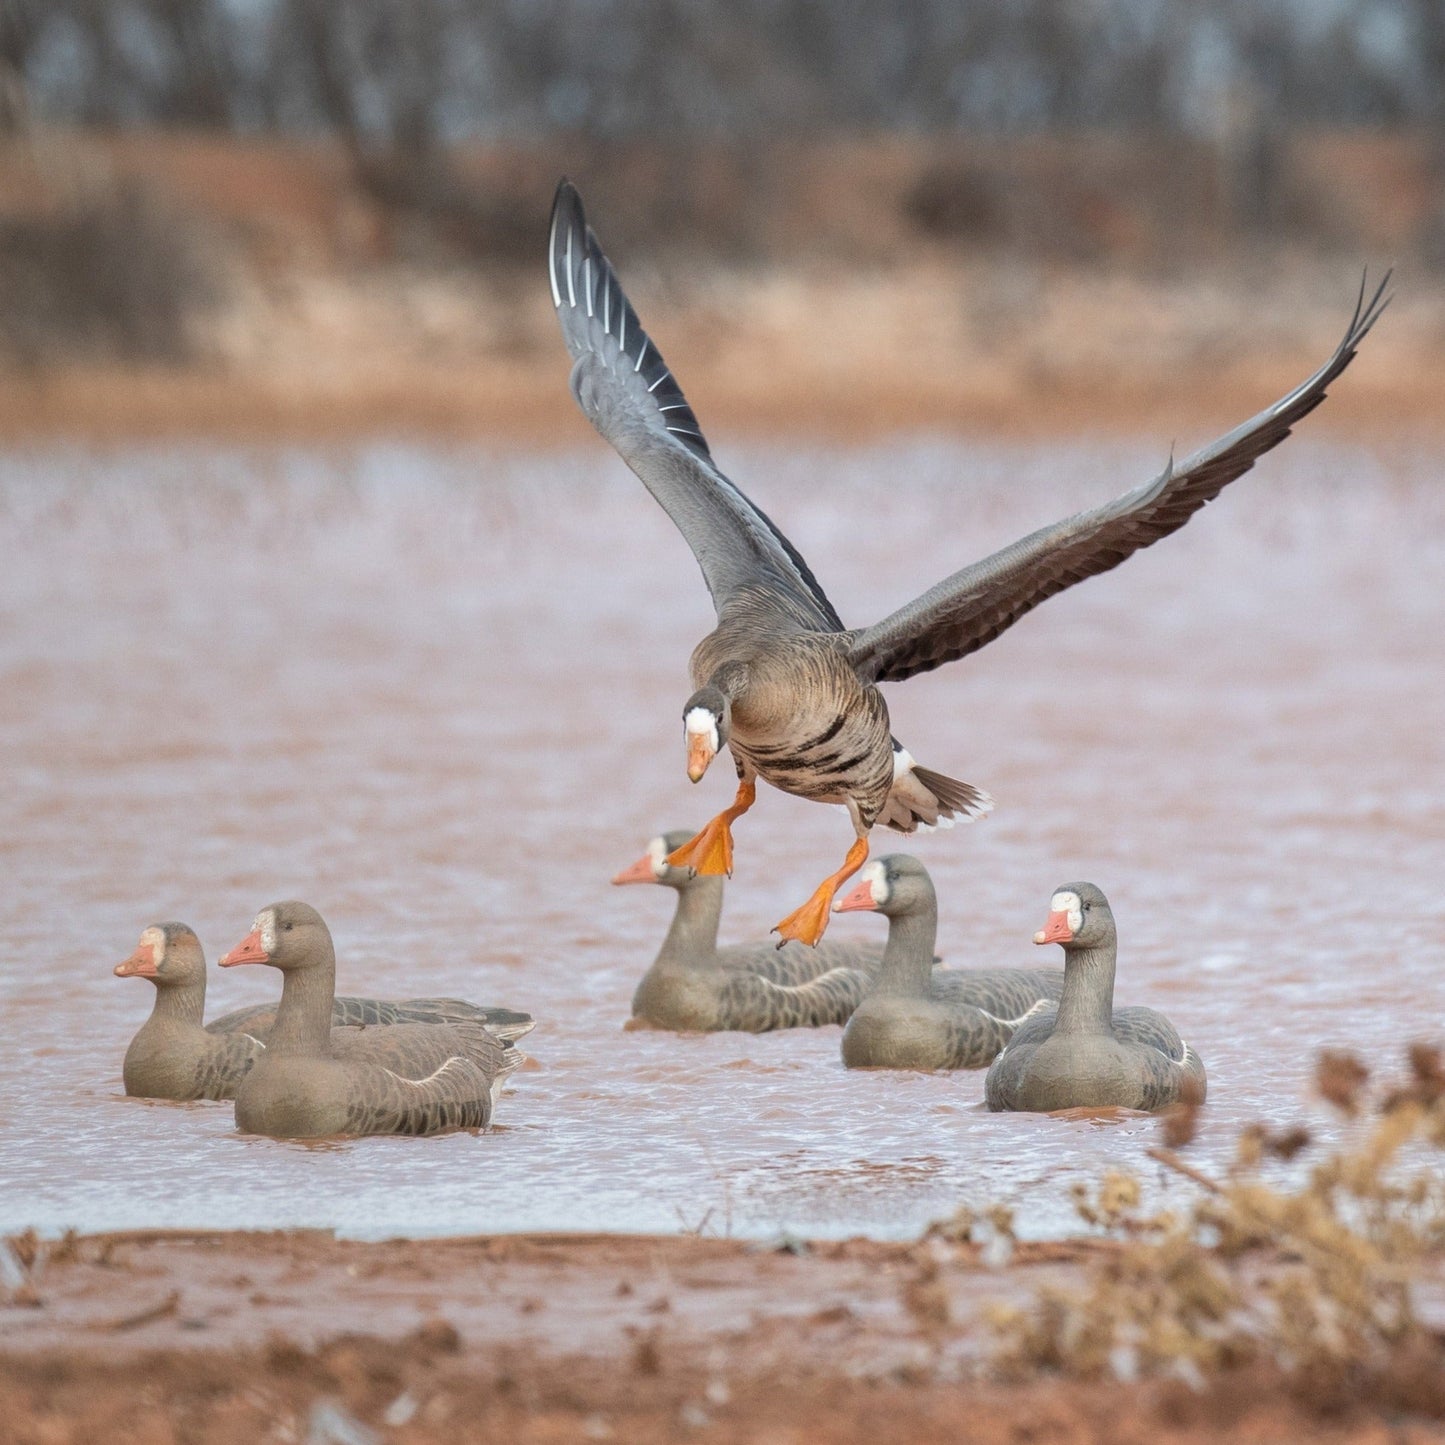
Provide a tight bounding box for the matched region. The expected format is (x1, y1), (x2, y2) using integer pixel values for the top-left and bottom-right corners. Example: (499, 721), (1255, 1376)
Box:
(4, 1229), (1445, 1444)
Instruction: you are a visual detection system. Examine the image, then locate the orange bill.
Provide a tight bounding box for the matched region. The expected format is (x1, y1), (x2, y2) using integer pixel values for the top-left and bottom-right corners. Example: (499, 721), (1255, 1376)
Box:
(611, 853), (658, 886)
(1034, 910), (1074, 946)
(219, 929), (269, 968)
(686, 732), (714, 783)
(832, 878), (878, 914)
(113, 942), (157, 977)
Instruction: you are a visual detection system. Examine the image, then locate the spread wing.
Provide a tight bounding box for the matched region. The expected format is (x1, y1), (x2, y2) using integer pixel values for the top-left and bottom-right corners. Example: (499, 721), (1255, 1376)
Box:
(848, 274), (1390, 684)
(549, 179), (844, 631)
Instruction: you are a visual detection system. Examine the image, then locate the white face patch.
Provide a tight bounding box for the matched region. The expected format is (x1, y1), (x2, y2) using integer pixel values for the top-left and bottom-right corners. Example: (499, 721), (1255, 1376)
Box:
(256, 909), (277, 956)
(859, 859), (889, 907)
(1050, 890), (1083, 935)
(139, 925), (166, 959)
(684, 707), (720, 752)
(646, 836), (669, 879)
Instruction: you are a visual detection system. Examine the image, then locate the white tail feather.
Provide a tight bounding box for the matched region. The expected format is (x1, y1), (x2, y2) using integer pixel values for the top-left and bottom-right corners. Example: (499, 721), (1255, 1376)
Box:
(877, 754), (994, 835)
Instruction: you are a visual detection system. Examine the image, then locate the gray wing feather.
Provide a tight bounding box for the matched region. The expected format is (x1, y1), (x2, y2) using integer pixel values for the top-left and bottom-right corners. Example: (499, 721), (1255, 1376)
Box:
(933, 969), (1064, 1068)
(1110, 1005), (1207, 1100)
(331, 1020), (519, 1135)
(173, 1031), (262, 1101)
(342, 1056), (494, 1136)
(849, 274), (1390, 684)
(206, 1001), (276, 1036)
(1110, 1004), (1186, 1059)
(717, 937), (886, 986)
(550, 180), (844, 630)
(928, 967), (1064, 1018)
(715, 966), (872, 1030)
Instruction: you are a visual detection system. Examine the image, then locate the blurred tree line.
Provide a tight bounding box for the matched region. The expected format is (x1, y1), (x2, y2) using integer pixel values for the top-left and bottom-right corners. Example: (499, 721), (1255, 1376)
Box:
(6, 1), (1444, 250)
(2, 0), (1443, 363)
(1, 0), (1442, 140)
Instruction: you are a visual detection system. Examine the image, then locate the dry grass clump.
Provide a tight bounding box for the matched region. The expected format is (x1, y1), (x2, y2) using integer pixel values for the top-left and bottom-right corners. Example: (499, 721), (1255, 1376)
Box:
(990, 1045), (1445, 1402)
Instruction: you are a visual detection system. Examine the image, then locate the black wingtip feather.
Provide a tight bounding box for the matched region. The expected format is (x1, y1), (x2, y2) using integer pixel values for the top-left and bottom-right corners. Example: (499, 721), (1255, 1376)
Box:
(1351, 267), (1392, 345)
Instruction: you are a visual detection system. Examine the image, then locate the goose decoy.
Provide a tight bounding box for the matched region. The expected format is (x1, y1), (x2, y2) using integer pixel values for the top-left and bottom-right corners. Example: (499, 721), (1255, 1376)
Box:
(116, 923), (267, 1101)
(114, 922), (534, 1102)
(217, 902), (530, 1138)
(615, 828), (890, 1031)
(831, 855), (1063, 1069)
(983, 883), (1207, 1112)
(548, 179), (1388, 947)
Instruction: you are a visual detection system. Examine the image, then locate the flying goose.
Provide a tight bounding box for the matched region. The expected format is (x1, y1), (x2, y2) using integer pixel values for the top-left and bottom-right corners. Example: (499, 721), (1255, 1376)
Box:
(983, 882), (1207, 1112)
(831, 854), (1062, 1069)
(218, 902), (531, 1137)
(549, 178), (1387, 946)
(115, 921), (533, 1102)
(615, 827), (889, 1031)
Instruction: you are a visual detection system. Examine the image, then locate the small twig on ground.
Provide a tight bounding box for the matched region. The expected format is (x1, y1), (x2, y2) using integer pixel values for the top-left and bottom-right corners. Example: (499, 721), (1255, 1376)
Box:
(92, 1289), (181, 1332)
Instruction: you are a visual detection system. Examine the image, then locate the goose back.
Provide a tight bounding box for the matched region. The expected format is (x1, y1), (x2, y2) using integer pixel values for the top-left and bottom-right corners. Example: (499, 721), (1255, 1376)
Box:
(210, 996), (534, 1040)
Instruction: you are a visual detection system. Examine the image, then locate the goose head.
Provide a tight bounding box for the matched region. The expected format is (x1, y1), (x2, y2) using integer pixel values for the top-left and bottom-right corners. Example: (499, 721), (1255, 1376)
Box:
(832, 854), (935, 918)
(612, 830), (701, 889)
(680, 686), (730, 783)
(114, 922), (205, 987)
(219, 900), (333, 973)
(1034, 882), (1114, 950)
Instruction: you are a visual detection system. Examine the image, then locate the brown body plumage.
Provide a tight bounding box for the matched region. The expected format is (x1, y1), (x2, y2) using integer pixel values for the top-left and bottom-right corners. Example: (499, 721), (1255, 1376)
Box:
(691, 612), (894, 824)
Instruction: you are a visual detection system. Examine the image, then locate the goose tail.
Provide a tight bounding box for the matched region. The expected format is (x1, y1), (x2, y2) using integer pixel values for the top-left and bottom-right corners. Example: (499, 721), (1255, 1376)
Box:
(489, 1041), (529, 1105)
(877, 747), (994, 834)
(478, 1008), (537, 1044)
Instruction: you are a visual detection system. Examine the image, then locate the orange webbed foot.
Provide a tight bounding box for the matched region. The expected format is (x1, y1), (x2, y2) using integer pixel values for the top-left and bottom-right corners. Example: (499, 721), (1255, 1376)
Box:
(774, 836), (870, 948)
(666, 815), (735, 877)
(665, 779), (755, 878)
(772, 887), (837, 948)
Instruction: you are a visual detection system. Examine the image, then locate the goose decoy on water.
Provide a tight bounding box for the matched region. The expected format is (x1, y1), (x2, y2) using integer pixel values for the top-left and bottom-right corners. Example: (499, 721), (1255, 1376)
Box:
(117, 923), (267, 1102)
(831, 855), (1063, 1070)
(548, 178), (1388, 948)
(984, 883), (1207, 1113)
(217, 902), (531, 1138)
(615, 828), (892, 1031)
(114, 922), (534, 1102)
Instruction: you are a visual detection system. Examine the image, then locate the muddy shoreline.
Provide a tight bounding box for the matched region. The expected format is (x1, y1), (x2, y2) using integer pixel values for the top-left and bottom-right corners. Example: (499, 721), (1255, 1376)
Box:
(3, 1229), (1443, 1443)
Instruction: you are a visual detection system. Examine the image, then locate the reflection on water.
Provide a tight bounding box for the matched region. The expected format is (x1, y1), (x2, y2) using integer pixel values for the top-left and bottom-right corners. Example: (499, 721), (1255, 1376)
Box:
(1, 436), (1442, 1240)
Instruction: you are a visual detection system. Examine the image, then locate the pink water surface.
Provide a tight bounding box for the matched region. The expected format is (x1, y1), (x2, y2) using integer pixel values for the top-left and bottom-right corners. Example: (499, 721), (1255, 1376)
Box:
(2, 434), (1441, 1239)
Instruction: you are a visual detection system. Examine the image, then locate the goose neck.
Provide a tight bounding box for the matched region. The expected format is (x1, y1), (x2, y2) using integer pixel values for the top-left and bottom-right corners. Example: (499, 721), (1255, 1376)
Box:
(149, 980), (207, 1031)
(1053, 944), (1117, 1036)
(655, 879), (724, 971)
(267, 964), (336, 1055)
(874, 903), (937, 995)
